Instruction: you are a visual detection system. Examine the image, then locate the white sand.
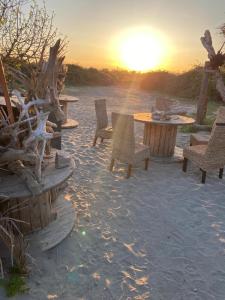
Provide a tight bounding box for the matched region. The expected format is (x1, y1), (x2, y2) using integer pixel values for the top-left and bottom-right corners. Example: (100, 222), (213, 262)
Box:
(8, 86), (225, 300)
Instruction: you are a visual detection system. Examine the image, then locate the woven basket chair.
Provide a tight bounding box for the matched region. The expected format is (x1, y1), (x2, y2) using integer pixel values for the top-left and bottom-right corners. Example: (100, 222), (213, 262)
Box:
(183, 123), (225, 183)
(93, 99), (112, 146)
(190, 106), (225, 146)
(109, 112), (150, 178)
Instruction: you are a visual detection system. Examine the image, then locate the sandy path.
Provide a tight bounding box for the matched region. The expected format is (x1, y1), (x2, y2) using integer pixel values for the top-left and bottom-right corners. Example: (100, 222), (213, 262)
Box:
(9, 86), (225, 300)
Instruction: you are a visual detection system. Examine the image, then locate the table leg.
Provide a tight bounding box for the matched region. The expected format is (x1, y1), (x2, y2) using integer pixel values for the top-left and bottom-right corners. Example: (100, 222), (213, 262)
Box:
(59, 101), (79, 129)
(143, 123), (177, 157)
(61, 102), (68, 121)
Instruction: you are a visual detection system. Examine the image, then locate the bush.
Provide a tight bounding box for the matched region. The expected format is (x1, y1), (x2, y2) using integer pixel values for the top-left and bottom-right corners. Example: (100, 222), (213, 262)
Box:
(65, 64), (225, 103)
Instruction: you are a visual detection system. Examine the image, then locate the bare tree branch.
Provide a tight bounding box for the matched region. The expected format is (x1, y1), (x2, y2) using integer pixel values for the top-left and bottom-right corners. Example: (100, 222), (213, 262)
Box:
(0, 0), (67, 65)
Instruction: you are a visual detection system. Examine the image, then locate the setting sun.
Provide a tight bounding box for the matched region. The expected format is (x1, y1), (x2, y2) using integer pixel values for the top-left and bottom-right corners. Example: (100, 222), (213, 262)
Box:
(115, 27), (168, 72)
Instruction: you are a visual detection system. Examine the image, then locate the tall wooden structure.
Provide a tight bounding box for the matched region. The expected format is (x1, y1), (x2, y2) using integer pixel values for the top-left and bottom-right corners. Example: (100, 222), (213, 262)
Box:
(196, 30), (225, 124)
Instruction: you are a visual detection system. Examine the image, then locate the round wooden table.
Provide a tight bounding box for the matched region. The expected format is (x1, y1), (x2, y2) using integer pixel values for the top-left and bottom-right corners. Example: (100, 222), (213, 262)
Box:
(59, 95), (79, 129)
(134, 113), (195, 157)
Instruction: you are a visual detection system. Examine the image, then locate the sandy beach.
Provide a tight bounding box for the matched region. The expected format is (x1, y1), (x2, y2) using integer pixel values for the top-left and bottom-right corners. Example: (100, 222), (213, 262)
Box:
(8, 86), (225, 300)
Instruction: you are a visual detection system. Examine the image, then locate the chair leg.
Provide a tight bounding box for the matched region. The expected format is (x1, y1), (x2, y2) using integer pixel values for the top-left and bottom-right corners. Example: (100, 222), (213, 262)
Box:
(101, 138), (104, 143)
(219, 168), (224, 179)
(183, 158), (188, 172)
(201, 169), (206, 184)
(93, 136), (98, 146)
(127, 164), (132, 178)
(144, 158), (149, 170)
(109, 159), (115, 172)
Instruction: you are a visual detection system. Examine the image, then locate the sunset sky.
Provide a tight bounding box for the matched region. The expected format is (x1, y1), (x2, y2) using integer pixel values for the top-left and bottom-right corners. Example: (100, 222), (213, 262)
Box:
(43, 0), (225, 72)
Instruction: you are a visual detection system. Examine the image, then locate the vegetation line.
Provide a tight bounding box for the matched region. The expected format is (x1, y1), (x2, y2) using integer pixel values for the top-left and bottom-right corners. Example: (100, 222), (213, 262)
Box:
(65, 65), (225, 102)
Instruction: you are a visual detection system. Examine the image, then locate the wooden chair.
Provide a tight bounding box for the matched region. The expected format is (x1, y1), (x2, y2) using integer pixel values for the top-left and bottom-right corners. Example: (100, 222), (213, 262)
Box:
(93, 99), (112, 146)
(190, 106), (225, 146)
(183, 123), (225, 183)
(109, 112), (150, 178)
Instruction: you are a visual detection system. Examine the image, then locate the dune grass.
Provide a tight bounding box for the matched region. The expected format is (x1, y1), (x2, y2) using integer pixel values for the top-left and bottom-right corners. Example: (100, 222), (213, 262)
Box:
(0, 266), (28, 297)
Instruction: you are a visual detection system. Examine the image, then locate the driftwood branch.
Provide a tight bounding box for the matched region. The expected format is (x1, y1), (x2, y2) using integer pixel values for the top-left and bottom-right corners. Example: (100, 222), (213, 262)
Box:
(200, 30), (216, 59)
(0, 147), (36, 164)
(8, 160), (42, 195)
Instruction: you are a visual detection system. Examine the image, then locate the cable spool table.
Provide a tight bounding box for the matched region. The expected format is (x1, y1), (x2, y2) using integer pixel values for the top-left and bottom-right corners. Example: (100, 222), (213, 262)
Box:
(59, 95), (79, 129)
(0, 153), (75, 251)
(134, 112), (195, 158)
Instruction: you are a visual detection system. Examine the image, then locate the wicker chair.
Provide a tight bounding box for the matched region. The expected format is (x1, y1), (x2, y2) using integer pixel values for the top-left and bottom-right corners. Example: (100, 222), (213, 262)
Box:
(109, 112), (150, 178)
(93, 99), (112, 146)
(183, 123), (225, 183)
(190, 106), (225, 146)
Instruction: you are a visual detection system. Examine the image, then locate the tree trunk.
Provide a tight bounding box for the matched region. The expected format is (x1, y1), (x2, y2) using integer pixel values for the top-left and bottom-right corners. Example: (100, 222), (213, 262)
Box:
(196, 63), (209, 124)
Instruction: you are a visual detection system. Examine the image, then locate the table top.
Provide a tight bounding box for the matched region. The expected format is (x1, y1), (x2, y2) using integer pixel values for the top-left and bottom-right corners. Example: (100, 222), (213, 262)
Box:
(59, 95), (79, 103)
(0, 153), (75, 200)
(134, 112), (195, 126)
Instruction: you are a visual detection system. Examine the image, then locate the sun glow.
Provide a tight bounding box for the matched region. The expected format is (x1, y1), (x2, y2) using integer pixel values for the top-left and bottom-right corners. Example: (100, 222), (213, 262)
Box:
(114, 27), (169, 72)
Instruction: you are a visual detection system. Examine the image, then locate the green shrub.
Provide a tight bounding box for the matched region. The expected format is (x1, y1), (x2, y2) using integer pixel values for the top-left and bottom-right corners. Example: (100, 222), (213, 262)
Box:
(180, 125), (198, 133)
(0, 266), (28, 297)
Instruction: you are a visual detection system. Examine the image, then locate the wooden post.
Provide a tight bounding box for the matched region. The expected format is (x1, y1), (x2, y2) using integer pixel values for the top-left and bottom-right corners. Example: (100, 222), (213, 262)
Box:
(196, 62), (210, 124)
(0, 58), (15, 124)
(49, 111), (62, 150)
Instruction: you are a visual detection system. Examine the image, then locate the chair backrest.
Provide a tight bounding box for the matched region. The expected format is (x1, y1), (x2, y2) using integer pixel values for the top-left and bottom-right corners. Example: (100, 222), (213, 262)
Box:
(112, 112), (135, 161)
(212, 106), (225, 131)
(155, 97), (173, 112)
(95, 99), (108, 129)
(111, 111), (119, 130)
(205, 124), (225, 164)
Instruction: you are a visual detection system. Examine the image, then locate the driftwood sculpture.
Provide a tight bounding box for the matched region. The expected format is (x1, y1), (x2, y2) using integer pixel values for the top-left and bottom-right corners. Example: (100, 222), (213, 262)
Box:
(0, 40), (69, 195)
(196, 30), (225, 124)
(23, 111), (60, 182)
(0, 92), (61, 193)
(0, 39), (72, 273)
(0, 39), (69, 192)
(9, 39), (66, 122)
